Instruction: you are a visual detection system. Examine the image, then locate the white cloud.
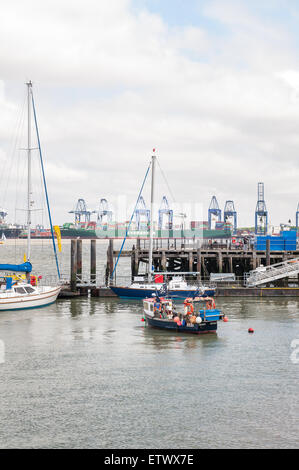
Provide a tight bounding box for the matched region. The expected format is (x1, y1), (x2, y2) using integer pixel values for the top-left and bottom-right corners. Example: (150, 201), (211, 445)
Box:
(0, 0), (299, 227)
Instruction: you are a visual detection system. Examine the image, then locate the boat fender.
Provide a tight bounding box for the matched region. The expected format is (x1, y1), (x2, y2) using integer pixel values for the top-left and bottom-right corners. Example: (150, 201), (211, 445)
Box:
(30, 275), (37, 286)
(196, 316), (202, 324)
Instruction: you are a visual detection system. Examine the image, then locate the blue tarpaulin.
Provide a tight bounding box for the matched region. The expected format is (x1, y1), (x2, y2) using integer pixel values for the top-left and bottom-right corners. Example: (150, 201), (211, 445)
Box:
(0, 262), (32, 273)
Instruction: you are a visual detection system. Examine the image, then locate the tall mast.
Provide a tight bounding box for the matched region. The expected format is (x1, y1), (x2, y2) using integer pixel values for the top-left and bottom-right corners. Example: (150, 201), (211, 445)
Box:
(148, 153), (156, 282)
(26, 80), (32, 261)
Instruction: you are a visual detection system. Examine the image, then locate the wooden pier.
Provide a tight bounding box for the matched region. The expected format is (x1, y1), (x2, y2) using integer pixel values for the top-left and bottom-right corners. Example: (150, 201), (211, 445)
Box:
(58, 238), (299, 298)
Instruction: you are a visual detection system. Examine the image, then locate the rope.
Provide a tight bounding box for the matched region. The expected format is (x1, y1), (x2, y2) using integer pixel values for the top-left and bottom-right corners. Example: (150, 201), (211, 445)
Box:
(156, 158), (176, 203)
(110, 160), (151, 281)
(31, 90), (61, 280)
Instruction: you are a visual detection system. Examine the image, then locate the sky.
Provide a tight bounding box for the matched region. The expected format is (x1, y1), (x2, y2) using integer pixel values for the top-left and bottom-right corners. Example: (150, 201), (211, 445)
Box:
(1, 0), (299, 228)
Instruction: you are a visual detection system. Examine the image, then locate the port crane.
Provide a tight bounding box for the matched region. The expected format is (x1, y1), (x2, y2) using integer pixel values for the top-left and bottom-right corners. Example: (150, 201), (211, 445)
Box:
(134, 196), (150, 230)
(208, 196), (221, 229)
(255, 183), (268, 235)
(224, 200), (237, 233)
(97, 198), (113, 226)
(69, 198), (92, 225)
(158, 196), (173, 230)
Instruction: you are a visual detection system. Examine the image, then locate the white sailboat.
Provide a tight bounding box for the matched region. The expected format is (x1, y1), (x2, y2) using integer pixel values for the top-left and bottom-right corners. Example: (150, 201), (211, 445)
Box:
(0, 233), (6, 244)
(0, 81), (61, 311)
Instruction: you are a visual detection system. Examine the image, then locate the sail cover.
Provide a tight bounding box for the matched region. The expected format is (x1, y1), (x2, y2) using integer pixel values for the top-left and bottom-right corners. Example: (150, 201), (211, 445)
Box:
(0, 262), (32, 272)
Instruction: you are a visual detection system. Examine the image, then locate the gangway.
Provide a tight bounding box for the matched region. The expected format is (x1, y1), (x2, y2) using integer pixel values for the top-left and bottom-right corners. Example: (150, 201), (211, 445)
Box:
(246, 257), (299, 287)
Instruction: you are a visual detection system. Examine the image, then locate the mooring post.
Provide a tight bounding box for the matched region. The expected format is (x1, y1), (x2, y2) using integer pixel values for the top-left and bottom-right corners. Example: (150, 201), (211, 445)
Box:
(108, 239), (114, 285)
(76, 239), (82, 283)
(197, 249), (201, 281)
(70, 239), (77, 292)
(266, 238), (271, 266)
(90, 239), (96, 285)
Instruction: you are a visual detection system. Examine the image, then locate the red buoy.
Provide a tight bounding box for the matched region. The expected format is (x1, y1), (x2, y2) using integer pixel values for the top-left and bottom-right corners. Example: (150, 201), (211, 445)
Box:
(248, 328), (254, 333)
(223, 316), (228, 322)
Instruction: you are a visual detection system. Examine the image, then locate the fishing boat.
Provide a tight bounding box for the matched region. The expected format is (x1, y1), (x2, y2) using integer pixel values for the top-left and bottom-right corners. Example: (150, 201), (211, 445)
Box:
(142, 295), (224, 334)
(110, 153), (215, 299)
(0, 81), (61, 311)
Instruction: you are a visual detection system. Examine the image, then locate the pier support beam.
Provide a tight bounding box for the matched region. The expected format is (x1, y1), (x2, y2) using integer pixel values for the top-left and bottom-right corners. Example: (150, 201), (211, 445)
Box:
(188, 252), (193, 273)
(266, 239), (271, 266)
(70, 239), (77, 292)
(90, 239), (96, 285)
(197, 250), (201, 280)
(106, 239), (114, 286)
(218, 251), (223, 273)
(76, 239), (82, 283)
(161, 250), (167, 271)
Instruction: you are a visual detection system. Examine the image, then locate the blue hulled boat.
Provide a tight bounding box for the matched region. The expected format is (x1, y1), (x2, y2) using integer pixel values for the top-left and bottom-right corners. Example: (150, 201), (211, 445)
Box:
(142, 296), (223, 334)
(111, 277), (215, 299)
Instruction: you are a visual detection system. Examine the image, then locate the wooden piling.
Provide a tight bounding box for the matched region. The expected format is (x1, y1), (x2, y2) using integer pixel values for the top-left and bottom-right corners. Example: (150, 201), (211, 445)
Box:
(70, 239), (77, 292)
(76, 239), (82, 283)
(90, 239), (96, 284)
(266, 239), (271, 266)
(106, 239), (114, 285)
(197, 249), (201, 280)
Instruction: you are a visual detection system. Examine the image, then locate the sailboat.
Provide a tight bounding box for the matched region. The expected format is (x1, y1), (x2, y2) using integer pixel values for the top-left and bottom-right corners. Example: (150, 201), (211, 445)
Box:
(110, 154), (215, 299)
(0, 81), (61, 311)
(0, 233), (6, 245)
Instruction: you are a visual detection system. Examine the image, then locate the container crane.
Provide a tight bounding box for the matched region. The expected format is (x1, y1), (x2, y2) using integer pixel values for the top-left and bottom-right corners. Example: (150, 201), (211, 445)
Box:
(224, 200), (237, 233)
(69, 198), (92, 225)
(158, 196), (173, 230)
(97, 198), (113, 226)
(255, 183), (268, 235)
(134, 196), (150, 230)
(208, 196), (221, 229)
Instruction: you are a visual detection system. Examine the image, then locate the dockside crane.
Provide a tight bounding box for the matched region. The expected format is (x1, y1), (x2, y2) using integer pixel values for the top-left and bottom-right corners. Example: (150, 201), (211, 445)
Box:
(97, 198), (113, 226)
(224, 200), (237, 233)
(158, 196), (173, 230)
(208, 196), (221, 229)
(255, 182), (268, 235)
(134, 196), (150, 230)
(69, 198), (92, 225)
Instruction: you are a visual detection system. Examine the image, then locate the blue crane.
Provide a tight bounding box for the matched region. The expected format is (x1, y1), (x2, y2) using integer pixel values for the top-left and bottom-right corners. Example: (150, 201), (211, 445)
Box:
(97, 198), (113, 226)
(158, 196), (173, 230)
(224, 200), (237, 233)
(255, 182), (268, 235)
(69, 198), (92, 224)
(134, 196), (150, 230)
(208, 196), (221, 229)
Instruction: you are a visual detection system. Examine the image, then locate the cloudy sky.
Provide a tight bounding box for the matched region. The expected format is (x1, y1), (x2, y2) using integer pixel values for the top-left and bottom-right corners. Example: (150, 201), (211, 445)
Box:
(1, 0), (299, 228)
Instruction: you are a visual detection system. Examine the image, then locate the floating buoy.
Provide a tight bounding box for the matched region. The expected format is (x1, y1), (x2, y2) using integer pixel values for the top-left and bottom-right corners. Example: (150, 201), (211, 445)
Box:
(223, 316), (228, 322)
(248, 328), (254, 333)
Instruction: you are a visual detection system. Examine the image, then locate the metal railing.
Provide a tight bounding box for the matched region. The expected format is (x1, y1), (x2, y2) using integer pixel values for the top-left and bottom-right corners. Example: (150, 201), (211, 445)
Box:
(246, 257), (299, 287)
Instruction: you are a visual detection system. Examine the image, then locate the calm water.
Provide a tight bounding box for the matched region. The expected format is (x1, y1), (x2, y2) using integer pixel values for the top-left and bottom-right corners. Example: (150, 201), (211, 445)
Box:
(0, 241), (299, 448)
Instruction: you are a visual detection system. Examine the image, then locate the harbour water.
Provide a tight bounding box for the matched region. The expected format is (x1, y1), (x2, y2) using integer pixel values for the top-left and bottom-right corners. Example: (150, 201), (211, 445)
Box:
(0, 240), (299, 448)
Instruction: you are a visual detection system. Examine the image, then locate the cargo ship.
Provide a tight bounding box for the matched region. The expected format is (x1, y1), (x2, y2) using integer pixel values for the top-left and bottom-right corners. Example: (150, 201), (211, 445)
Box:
(18, 221), (232, 240)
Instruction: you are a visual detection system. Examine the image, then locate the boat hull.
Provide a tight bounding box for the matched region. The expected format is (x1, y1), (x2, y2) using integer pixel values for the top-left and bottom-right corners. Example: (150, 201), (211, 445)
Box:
(0, 286), (61, 311)
(110, 286), (215, 299)
(145, 314), (218, 334)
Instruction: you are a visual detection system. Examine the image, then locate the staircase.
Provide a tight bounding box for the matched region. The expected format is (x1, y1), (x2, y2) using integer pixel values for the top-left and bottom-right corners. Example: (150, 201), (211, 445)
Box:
(246, 257), (299, 287)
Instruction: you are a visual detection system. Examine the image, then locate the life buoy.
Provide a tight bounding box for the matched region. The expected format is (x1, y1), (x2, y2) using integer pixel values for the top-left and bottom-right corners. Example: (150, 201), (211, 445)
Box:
(184, 302), (194, 315)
